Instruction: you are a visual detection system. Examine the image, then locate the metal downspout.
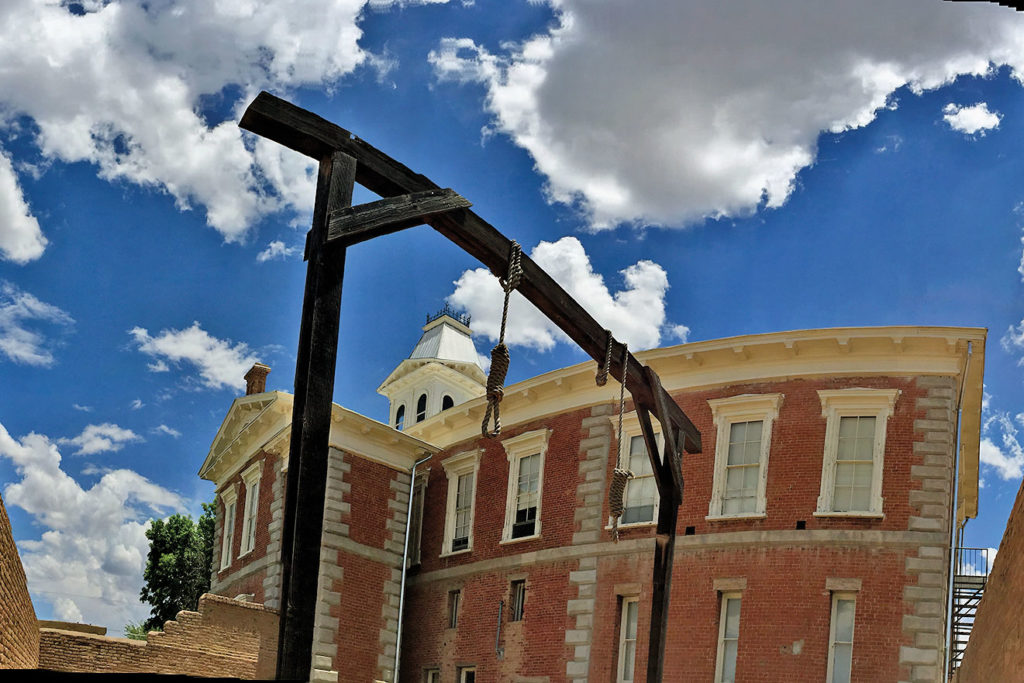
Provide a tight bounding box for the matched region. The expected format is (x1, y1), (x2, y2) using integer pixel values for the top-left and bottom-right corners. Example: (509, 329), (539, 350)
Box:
(394, 453), (432, 682)
(945, 340), (972, 680)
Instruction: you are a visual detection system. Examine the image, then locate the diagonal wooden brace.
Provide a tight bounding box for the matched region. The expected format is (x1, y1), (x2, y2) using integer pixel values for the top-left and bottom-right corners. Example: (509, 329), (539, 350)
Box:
(326, 188), (471, 247)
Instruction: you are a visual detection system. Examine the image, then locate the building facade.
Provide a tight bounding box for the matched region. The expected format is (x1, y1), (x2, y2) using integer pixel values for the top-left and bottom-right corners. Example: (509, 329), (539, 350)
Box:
(200, 319), (985, 683)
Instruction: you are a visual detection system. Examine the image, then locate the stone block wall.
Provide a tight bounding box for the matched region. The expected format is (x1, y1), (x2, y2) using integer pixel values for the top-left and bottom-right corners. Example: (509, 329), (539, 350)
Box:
(0, 492), (38, 669)
(38, 593), (278, 678)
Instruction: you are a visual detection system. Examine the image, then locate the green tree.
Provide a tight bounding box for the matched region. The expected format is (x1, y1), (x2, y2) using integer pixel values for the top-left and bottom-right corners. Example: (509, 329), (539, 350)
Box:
(122, 620), (151, 640)
(138, 503), (215, 630)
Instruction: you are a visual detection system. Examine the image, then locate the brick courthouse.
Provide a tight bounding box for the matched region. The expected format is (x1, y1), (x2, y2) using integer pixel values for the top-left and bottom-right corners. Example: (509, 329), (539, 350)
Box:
(199, 315), (984, 683)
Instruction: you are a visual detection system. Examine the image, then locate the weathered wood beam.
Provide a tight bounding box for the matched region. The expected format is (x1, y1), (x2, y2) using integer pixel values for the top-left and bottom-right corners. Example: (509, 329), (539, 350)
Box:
(240, 91), (701, 454)
(276, 151), (356, 681)
(326, 188), (471, 247)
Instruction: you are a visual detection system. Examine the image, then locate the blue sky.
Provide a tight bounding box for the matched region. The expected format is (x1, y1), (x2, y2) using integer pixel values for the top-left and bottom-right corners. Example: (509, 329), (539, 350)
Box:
(2, 0), (1024, 630)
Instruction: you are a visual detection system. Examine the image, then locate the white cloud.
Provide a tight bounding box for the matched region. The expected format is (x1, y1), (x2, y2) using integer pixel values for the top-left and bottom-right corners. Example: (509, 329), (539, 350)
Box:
(129, 321), (258, 391)
(147, 360), (170, 373)
(448, 236), (681, 351)
(981, 408), (1024, 480)
(666, 324), (691, 344)
(0, 0), (446, 246)
(943, 102), (1002, 135)
(0, 281), (73, 366)
(58, 423), (143, 456)
(256, 240), (299, 263)
(0, 148), (47, 263)
(1001, 320), (1024, 357)
(130, 399), (144, 410)
(430, 1), (1024, 229)
(0, 421), (185, 629)
(152, 424), (181, 439)
(72, 404), (93, 413)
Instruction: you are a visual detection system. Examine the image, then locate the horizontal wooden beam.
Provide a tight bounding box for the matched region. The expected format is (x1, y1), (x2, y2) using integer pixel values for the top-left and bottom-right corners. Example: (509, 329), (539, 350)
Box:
(326, 189), (471, 247)
(240, 91), (701, 453)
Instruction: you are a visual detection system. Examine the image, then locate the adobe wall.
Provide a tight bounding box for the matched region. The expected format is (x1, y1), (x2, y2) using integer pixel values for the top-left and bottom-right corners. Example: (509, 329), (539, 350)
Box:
(0, 491), (39, 669)
(954, 479), (1024, 682)
(38, 593), (278, 678)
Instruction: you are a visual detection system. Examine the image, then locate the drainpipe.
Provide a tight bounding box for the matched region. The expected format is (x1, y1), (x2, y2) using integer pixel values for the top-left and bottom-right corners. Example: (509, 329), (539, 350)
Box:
(945, 340), (972, 680)
(394, 453), (432, 683)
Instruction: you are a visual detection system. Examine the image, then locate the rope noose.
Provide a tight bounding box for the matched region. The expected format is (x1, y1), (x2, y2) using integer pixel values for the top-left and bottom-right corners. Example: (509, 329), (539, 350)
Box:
(601, 334), (633, 541)
(481, 241), (523, 438)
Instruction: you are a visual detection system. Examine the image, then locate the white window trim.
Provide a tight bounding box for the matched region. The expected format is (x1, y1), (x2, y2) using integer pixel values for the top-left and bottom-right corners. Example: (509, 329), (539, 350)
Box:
(500, 429), (551, 544)
(815, 388), (899, 518)
(219, 484), (238, 571)
(239, 460), (263, 557)
(607, 413), (661, 529)
(441, 449), (481, 557)
(826, 590), (858, 683)
(714, 591), (742, 683)
(706, 394), (782, 521)
(617, 595), (640, 683)
(457, 666), (476, 683)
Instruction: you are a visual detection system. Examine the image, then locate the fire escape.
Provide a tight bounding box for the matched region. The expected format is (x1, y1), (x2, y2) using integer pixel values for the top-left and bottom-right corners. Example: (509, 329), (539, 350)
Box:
(949, 547), (991, 673)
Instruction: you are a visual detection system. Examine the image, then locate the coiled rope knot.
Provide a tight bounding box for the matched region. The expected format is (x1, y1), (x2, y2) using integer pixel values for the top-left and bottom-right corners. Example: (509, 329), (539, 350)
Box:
(482, 241), (523, 438)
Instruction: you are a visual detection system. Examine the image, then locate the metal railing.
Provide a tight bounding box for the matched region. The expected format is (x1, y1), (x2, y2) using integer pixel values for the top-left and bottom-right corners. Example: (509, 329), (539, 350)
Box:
(954, 547), (991, 578)
(949, 546), (993, 673)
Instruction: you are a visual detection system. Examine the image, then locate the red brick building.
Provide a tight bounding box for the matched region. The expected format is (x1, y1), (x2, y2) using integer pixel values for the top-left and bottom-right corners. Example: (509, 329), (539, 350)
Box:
(200, 319), (985, 683)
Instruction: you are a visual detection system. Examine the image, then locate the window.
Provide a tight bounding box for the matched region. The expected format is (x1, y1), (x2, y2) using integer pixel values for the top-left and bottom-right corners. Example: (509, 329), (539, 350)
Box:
(416, 393), (428, 423)
(424, 670), (440, 683)
(448, 589), (461, 629)
(612, 414), (661, 527)
(617, 596), (639, 683)
(500, 429), (551, 542)
(458, 667), (476, 683)
(714, 593), (742, 683)
(407, 474), (427, 566)
(441, 450), (480, 555)
(219, 486), (238, 570)
(509, 580), (526, 621)
(442, 395), (454, 411)
(816, 389), (899, 517)
(395, 405), (405, 430)
(239, 461), (262, 556)
(707, 394), (782, 520)
(827, 593), (856, 683)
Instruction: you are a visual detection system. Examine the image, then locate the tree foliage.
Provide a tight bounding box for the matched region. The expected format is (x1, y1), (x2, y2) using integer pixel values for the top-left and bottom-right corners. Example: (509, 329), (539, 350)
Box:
(138, 503), (215, 631)
(123, 620), (151, 640)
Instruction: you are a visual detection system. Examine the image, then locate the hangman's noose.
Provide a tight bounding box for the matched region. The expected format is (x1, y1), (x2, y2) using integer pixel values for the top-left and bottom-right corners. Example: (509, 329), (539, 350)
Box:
(598, 331), (633, 542)
(481, 241), (523, 438)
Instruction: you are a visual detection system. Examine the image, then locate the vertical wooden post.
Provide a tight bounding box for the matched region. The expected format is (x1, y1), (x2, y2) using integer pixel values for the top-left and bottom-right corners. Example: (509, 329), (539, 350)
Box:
(276, 151), (357, 680)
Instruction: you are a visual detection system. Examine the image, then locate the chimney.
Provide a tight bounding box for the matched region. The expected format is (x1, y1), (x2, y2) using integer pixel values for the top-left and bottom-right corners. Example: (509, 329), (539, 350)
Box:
(244, 363), (271, 395)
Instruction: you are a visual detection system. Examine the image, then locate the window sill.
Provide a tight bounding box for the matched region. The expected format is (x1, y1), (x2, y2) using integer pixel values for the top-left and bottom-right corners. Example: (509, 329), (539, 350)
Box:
(237, 549), (253, 559)
(813, 511), (884, 519)
(440, 548), (472, 559)
(705, 513), (767, 522)
(218, 564), (232, 574)
(605, 519), (656, 530)
(500, 534), (541, 546)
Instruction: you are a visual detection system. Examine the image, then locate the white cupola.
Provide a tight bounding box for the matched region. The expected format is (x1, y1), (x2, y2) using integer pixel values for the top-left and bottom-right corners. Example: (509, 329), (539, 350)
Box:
(377, 305), (486, 430)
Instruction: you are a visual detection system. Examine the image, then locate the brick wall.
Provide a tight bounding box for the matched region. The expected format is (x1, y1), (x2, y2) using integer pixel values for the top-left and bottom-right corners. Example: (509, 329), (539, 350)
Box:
(954, 478), (1024, 682)
(38, 593), (277, 678)
(0, 492), (38, 669)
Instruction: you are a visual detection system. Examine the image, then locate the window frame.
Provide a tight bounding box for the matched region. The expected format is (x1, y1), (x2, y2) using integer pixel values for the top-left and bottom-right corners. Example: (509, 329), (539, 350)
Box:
(239, 460), (263, 557)
(424, 669), (440, 683)
(500, 429), (551, 544)
(609, 413), (661, 528)
(617, 595), (640, 683)
(706, 394), (783, 521)
(407, 470), (428, 566)
(448, 589), (461, 629)
(441, 449), (481, 556)
(826, 591), (858, 683)
(815, 388), (900, 518)
(219, 485), (238, 571)
(509, 579), (526, 622)
(714, 591), (743, 683)
(457, 666), (476, 683)
(395, 404), (405, 430)
(416, 393), (428, 423)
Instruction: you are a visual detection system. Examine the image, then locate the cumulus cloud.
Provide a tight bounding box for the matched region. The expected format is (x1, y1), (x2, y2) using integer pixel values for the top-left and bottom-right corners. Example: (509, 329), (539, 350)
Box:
(0, 0), (446, 247)
(152, 424), (181, 439)
(256, 240), (300, 262)
(0, 421), (184, 629)
(0, 148), (47, 263)
(943, 102), (1002, 135)
(980, 408), (1024, 481)
(448, 236), (682, 351)
(129, 321), (258, 390)
(0, 281), (74, 366)
(430, 0), (1024, 229)
(58, 424), (143, 456)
